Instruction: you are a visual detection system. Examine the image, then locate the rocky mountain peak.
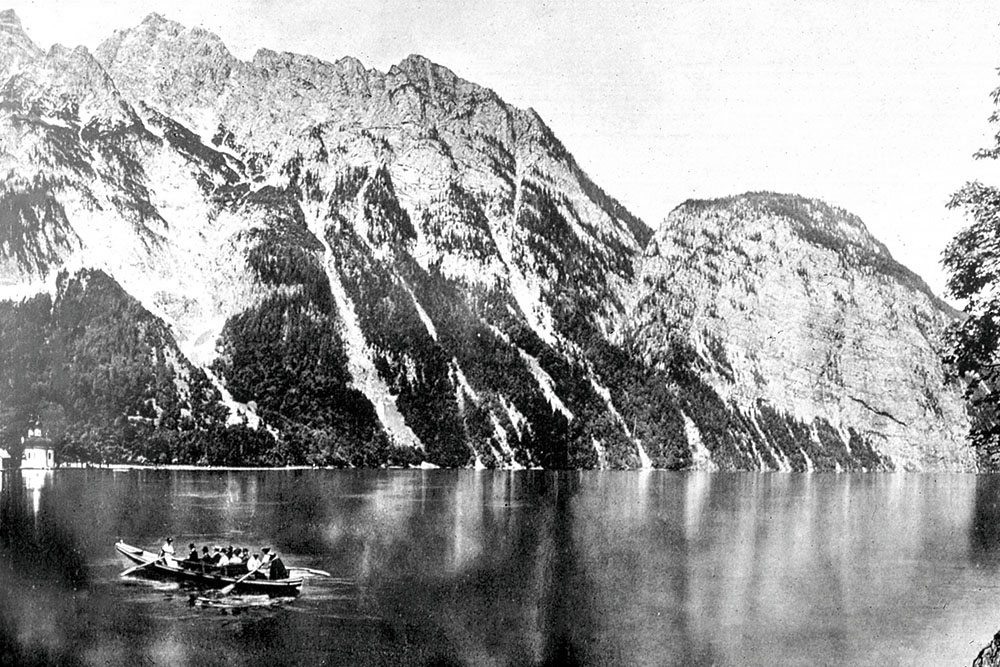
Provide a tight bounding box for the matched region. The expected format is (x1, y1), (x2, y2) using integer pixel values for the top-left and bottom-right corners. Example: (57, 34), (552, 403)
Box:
(140, 12), (167, 27)
(134, 11), (218, 43)
(0, 9), (21, 30)
(95, 14), (238, 132)
(391, 53), (458, 87)
(385, 53), (496, 120)
(0, 8), (23, 31)
(0, 8), (41, 63)
(671, 191), (939, 303)
(632, 191), (970, 471)
(676, 192), (886, 256)
(102, 13), (235, 65)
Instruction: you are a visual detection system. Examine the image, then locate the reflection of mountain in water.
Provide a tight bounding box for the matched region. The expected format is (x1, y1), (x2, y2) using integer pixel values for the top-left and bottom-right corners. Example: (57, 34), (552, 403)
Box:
(971, 475), (1000, 562)
(0, 470), (993, 665)
(336, 472), (985, 666)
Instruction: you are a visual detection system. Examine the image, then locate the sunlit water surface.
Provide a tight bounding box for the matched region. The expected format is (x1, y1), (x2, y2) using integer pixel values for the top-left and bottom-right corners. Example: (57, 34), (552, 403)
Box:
(1, 469), (998, 666)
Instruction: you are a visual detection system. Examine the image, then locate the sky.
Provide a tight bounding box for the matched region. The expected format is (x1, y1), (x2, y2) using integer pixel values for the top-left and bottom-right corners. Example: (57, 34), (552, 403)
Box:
(10, 0), (1000, 298)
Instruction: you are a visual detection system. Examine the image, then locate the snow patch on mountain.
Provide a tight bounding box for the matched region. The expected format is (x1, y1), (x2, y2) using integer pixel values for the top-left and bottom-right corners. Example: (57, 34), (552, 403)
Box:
(499, 395), (528, 440)
(682, 411), (716, 471)
(587, 374), (651, 468)
(451, 358), (479, 402)
(308, 214), (421, 448)
(489, 414), (513, 459)
(517, 347), (572, 420)
(591, 437), (607, 468)
(404, 283), (438, 342)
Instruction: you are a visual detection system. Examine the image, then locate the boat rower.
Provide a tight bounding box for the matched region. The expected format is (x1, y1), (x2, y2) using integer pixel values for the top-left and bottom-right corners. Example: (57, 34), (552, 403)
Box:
(258, 547), (275, 579)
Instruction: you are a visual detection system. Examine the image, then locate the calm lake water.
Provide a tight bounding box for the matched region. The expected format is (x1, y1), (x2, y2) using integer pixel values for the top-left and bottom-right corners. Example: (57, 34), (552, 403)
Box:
(1, 469), (999, 666)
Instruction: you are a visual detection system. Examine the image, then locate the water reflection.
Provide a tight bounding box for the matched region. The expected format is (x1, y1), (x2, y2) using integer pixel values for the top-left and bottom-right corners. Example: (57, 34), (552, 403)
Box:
(971, 474), (1000, 562)
(22, 468), (51, 518)
(0, 469), (93, 666)
(0, 470), (996, 666)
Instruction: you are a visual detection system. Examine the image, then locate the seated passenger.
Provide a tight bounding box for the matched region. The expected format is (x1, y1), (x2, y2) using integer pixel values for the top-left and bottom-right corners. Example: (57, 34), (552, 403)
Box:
(269, 551), (288, 580)
(227, 548), (246, 575)
(246, 552), (261, 574)
(187, 543), (199, 562)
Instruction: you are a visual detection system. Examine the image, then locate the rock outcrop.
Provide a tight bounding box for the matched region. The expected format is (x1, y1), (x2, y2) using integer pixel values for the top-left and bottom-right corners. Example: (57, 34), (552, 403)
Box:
(974, 631), (1000, 667)
(625, 193), (971, 471)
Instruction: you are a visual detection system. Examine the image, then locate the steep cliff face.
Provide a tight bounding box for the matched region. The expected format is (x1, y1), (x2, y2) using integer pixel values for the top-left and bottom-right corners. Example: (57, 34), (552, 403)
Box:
(0, 12), (973, 469)
(626, 193), (971, 471)
(0, 11), (655, 467)
(974, 632), (1000, 667)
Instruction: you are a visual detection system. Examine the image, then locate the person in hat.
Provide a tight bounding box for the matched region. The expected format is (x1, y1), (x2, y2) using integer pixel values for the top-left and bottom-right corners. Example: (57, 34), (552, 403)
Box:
(269, 550), (288, 580)
(256, 547), (273, 579)
(196, 546), (211, 573)
(159, 537), (176, 567)
(187, 543), (199, 562)
(229, 546), (244, 573)
(260, 547), (287, 580)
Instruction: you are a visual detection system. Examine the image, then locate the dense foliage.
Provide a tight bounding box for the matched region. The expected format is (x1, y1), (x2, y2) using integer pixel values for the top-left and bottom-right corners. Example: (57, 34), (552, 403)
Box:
(212, 192), (403, 467)
(944, 179), (1000, 467)
(937, 71), (1000, 468)
(0, 269), (235, 464)
(0, 174), (76, 274)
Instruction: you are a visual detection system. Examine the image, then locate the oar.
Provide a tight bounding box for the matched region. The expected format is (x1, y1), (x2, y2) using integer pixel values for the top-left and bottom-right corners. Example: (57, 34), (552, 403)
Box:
(120, 555), (164, 577)
(288, 567), (331, 577)
(218, 563), (264, 596)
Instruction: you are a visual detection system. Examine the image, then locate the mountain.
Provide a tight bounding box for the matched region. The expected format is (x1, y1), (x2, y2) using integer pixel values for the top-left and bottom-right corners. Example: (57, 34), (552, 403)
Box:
(0, 11), (974, 470)
(625, 193), (971, 471)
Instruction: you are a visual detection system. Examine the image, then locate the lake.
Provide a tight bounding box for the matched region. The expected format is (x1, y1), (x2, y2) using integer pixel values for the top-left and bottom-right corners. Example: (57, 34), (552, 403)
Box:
(0, 469), (998, 666)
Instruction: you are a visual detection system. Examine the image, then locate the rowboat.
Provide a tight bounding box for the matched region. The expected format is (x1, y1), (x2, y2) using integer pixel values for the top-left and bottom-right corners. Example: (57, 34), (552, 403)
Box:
(115, 540), (303, 596)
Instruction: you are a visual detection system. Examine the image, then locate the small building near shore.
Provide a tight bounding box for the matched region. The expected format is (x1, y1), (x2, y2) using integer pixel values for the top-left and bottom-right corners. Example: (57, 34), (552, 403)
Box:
(0, 448), (9, 471)
(21, 429), (54, 470)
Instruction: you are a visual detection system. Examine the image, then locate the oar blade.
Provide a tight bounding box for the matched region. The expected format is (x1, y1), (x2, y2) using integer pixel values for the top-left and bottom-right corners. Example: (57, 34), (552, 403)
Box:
(218, 564), (263, 595)
(119, 556), (162, 577)
(289, 567), (331, 577)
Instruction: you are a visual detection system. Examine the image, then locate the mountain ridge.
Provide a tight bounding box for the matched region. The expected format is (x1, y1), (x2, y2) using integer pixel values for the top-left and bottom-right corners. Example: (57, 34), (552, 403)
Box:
(0, 10), (974, 471)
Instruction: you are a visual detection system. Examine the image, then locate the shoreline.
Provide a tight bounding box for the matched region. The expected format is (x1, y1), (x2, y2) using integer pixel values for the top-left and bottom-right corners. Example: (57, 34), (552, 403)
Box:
(5, 463), (985, 474)
(53, 462), (442, 472)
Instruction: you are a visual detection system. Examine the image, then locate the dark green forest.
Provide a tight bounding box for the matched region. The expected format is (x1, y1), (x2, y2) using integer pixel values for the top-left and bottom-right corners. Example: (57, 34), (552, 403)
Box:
(0, 269), (231, 464)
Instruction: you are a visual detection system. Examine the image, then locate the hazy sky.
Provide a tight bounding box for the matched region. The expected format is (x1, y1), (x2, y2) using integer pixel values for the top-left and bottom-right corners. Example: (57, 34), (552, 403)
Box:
(11, 1), (1000, 297)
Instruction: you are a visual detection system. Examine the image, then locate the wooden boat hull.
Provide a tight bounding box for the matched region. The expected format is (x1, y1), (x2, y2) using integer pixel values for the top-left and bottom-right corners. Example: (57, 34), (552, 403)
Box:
(115, 541), (303, 596)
